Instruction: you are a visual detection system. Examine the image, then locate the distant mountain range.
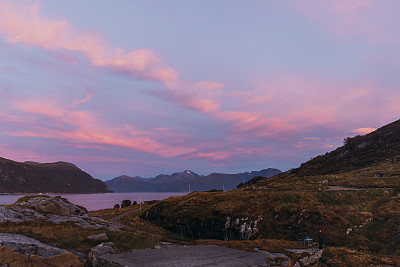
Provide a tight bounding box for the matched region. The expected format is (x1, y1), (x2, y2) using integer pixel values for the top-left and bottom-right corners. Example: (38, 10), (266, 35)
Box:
(105, 168), (281, 192)
(0, 157), (111, 193)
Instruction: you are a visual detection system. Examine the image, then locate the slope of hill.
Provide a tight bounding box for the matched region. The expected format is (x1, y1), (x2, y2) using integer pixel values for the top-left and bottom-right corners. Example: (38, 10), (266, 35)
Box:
(0, 157), (111, 193)
(291, 118), (400, 176)
(141, 119), (400, 265)
(105, 168), (281, 192)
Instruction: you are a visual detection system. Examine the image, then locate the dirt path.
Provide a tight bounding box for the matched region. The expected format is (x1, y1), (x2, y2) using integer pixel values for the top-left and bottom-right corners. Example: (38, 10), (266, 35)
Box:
(327, 186), (394, 191)
(327, 186), (363, 191)
(100, 245), (278, 267)
(109, 209), (146, 234)
(109, 209), (161, 237)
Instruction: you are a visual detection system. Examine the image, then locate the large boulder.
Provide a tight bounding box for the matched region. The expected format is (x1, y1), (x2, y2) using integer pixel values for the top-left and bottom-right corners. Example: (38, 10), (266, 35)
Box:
(0, 196), (120, 231)
(14, 195), (88, 216)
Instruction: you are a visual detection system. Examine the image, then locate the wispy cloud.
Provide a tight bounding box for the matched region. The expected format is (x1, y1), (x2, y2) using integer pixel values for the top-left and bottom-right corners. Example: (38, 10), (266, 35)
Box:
(290, 0), (400, 43)
(73, 91), (94, 107)
(0, 0), (178, 84)
(7, 96), (197, 158)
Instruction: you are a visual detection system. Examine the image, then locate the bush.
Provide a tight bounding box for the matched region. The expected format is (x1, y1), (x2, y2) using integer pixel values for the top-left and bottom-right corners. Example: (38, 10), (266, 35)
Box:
(113, 204), (120, 209)
(121, 200), (132, 208)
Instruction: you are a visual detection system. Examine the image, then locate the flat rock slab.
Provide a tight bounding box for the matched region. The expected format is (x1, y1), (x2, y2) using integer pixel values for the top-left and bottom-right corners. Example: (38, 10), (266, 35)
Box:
(0, 233), (84, 266)
(0, 233), (67, 258)
(101, 245), (270, 267)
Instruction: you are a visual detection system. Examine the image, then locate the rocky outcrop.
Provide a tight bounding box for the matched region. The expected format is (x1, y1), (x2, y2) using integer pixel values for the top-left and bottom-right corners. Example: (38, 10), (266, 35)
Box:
(292, 249), (324, 267)
(88, 242), (120, 267)
(0, 157), (111, 193)
(88, 233), (109, 242)
(145, 210), (262, 240)
(0, 233), (84, 266)
(224, 215), (262, 240)
(14, 195), (88, 216)
(0, 196), (120, 231)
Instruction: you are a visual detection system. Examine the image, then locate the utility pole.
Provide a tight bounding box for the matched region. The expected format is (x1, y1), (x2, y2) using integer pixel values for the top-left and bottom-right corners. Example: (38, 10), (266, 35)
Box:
(189, 184), (191, 193)
(223, 185), (225, 191)
(140, 193), (142, 211)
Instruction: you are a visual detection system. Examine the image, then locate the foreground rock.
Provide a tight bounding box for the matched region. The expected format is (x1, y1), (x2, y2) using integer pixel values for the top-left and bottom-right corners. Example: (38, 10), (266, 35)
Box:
(0, 233), (84, 266)
(292, 249), (324, 267)
(88, 233), (109, 242)
(88, 242), (117, 267)
(0, 195), (120, 230)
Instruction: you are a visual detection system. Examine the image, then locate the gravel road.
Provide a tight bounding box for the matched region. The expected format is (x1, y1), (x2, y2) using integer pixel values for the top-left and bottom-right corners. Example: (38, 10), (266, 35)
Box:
(101, 245), (275, 266)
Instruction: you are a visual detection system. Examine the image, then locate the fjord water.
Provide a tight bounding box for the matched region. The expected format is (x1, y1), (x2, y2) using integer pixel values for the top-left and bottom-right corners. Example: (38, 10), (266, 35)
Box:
(0, 192), (187, 211)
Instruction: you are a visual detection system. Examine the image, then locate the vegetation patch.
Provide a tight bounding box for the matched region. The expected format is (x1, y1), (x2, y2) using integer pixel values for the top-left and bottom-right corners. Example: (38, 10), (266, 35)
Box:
(0, 220), (159, 253)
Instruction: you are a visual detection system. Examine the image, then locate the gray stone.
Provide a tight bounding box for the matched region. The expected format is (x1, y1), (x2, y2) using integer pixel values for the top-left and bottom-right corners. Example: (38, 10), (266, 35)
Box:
(14, 195), (87, 216)
(293, 249), (324, 267)
(0, 233), (69, 258)
(89, 242), (118, 267)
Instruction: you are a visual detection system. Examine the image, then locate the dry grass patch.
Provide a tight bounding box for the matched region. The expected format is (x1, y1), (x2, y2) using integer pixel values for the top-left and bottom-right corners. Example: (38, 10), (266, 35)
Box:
(90, 205), (137, 220)
(319, 246), (400, 266)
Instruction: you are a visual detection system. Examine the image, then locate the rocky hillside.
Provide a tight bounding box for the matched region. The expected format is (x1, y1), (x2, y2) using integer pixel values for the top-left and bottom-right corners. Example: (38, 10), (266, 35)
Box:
(0, 157), (111, 193)
(106, 168), (281, 192)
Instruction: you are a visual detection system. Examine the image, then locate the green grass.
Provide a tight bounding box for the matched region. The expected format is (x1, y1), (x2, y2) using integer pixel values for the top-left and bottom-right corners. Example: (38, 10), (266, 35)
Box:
(143, 186), (400, 257)
(0, 220), (160, 253)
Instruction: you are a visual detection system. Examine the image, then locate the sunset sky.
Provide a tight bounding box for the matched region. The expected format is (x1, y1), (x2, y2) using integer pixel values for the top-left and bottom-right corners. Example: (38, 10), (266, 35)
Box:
(1, 0), (400, 179)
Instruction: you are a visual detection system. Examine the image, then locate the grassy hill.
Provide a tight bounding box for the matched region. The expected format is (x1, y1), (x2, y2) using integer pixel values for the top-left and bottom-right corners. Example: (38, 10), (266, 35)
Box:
(140, 119), (400, 265)
(291, 118), (400, 176)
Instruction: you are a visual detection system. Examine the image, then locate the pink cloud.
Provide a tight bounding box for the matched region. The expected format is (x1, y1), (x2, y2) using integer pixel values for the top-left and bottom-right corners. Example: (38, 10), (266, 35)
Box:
(195, 81), (225, 91)
(352, 127), (376, 135)
(0, 0), (226, 118)
(0, 112), (24, 124)
(14, 98), (64, 117)
(8, 97), (197, 158)
(302, 137), (321, 141)
(291, 0), (400, 42)
(9, 127), (196, 158)
(0, 0), (179, 84)
(73, 91), (94, 107)
(182, 146), (264, 162)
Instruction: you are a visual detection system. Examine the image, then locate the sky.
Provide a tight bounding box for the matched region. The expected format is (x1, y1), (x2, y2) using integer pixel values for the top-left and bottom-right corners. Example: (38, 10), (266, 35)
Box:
(1, 0), (400, 180)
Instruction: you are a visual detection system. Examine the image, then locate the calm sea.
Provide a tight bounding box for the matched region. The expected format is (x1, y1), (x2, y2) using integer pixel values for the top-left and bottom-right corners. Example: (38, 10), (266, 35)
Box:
(0, 192), (187, 211)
